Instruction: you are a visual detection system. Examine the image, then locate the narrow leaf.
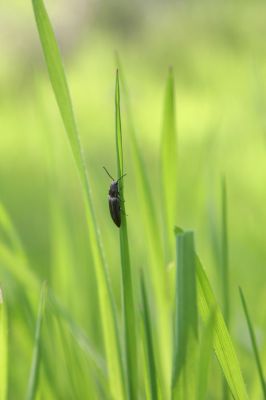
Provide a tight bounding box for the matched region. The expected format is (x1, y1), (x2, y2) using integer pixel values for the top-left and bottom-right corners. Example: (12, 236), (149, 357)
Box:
(32, 1), (124, 397)
(115, 70), (138, 399)
(0, 288), (8, 400)
(221, 177), (230, 400)
(196, 308), (215, 400)
(117, 56), (171, 399)
(161, 68), (177, 262)
(140, 271), (159, 400)
(172, 230), (198, 396)
(196, 258), (249, 400)
(239, 287), (266, 399)
(26, 282), (47, 400)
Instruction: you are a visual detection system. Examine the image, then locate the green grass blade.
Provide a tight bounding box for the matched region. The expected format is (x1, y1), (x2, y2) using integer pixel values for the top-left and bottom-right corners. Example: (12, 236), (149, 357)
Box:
(48, 292), (107, 378)
(196, 258), (249, 400)
(116, 55), (171, 399)
(196, 308), (215, 400)
(161, 68), (177, 261)
(115, 55), (163, 263)
(0, 289), (8, 400)
(221, 177), (230, 326)
(239, 287), (266, 399)
(172, 230), (198, 397)
(221, 177), (230, 400)
(26, 282), (47, 400)
(115, 70), (138, 399)
(32, 2), (124, 397)
(140, 271), (159, 400)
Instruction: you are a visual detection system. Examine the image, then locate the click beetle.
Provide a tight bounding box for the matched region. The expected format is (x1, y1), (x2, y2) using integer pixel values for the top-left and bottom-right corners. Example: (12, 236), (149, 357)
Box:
(103, 166), (126, 228)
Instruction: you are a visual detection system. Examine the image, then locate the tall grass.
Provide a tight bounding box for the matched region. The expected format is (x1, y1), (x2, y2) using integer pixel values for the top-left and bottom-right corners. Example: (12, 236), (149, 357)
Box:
(0, 0), (262, 398)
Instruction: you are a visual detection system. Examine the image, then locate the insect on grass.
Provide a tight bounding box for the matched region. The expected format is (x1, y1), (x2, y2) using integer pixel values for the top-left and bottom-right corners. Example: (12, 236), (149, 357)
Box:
(103, 167), (126, 227)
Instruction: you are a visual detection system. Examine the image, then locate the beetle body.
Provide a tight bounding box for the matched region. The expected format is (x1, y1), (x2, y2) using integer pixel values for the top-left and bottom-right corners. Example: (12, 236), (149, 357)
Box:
(103, 167), (126, 228)
(108, 181), (121, 227)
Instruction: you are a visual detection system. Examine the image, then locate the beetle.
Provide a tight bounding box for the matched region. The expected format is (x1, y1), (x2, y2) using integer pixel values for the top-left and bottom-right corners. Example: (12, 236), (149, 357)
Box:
(103, 166), (126, 227)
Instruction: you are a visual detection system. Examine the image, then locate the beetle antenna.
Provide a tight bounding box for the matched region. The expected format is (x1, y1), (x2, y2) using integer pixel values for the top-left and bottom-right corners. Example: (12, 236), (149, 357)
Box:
(117, 173), (127, 182)
(103, 166), (115, 181)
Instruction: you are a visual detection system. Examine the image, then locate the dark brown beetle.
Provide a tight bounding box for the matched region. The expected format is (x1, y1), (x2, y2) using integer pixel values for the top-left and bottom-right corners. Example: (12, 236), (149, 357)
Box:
(103, 167), (126, 227)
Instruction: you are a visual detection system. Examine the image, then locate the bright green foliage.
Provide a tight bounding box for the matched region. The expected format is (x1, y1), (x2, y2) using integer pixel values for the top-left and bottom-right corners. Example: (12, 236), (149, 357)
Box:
(0, 0), (262, 398)
(31, 0), (124, 398)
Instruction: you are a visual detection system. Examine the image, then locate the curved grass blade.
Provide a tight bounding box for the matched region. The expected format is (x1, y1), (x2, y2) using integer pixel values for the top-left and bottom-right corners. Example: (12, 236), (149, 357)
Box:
(0, 288), (8, 400)
(115, 70), (138, 399)
(31, 1), (124, 397)
(172, 230), (198, 398)
(140, 271), (159, 400)
(196, 258), (249, 400)
(26, 282), (47, 400)
(239, 287), (266, 399)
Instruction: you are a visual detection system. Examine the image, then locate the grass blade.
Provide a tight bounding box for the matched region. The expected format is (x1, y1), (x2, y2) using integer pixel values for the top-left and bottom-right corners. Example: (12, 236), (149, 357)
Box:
(221, 177), (230, 400)
(172, 230), (198, 397)
(161, 68), (177, 262)
(221, 176), (230, 326)
(196, 308), (215, 400)
(32, 1), (124, 397)
(115, 70), (138, 399)
(239, 287), (266, 399)
(196, 257), (249, 400)
(48, 292), (107, 378)
(26, 282), (47, 400)
(116, 55), (171, 398)
(140, 271), (159, 400)
(0, 288), (8, 400)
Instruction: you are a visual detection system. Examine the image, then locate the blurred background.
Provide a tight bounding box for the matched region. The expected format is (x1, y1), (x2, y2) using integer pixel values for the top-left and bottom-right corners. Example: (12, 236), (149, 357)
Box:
(1, 0), (266, 397)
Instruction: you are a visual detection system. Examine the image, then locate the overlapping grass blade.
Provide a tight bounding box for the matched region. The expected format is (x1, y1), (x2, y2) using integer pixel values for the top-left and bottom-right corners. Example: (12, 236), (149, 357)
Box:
(239, 287), (266, 399)
(196, 257), (249, 400)
(117, 55), (171, 398)
(31, 1), (124, 397)
(115, 70), (138, 399)
(0, 288), (8, 400)
(26, 282), (47, 400)
(140, 271), (158, 400)
(161, 68), (177, 262)
(49, 291), (106, 378)
(172, 230), (198, 398)
(196, 308), (215, 400)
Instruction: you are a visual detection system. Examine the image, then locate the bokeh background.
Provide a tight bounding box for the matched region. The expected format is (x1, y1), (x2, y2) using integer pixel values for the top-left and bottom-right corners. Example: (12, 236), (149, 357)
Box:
(1, 0), (266, 397)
